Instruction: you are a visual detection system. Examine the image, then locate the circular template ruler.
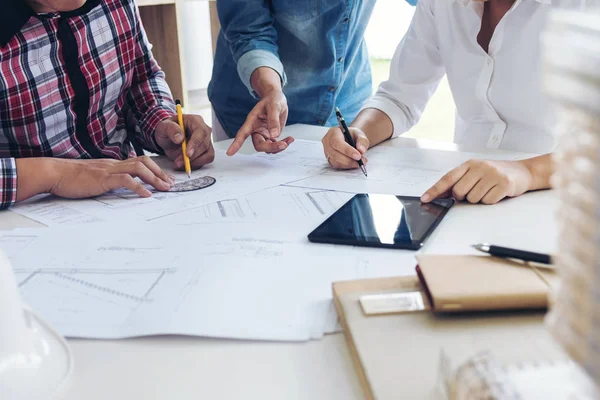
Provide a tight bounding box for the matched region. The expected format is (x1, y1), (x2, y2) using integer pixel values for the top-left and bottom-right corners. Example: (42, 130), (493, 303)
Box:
(167, 176), (216, 192)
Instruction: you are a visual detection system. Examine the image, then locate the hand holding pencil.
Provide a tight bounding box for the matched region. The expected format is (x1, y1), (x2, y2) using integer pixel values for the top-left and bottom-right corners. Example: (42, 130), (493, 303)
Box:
(153, 101), (216, 173)
(176, 100), (192, 178)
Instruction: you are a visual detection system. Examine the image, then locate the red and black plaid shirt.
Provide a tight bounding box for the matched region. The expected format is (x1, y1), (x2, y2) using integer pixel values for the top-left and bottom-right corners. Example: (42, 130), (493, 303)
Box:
(0, 0), (176, 209)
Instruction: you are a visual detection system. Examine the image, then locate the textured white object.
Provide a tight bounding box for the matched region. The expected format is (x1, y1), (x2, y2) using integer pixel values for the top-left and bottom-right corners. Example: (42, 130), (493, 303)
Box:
(542, 8), (600, 389)
(0, 251), (73, 400)
(438, 351), (600, 400)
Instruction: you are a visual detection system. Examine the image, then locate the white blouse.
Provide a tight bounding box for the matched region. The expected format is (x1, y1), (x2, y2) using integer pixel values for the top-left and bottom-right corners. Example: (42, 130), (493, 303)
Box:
(363, 0), (596, 154)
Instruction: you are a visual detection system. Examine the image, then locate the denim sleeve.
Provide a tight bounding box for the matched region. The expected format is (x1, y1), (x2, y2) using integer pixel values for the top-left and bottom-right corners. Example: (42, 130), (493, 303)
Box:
(217, 0), (286, 98)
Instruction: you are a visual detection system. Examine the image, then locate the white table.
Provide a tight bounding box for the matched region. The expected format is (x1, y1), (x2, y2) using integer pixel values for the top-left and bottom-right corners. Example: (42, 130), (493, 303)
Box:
(0, 125), (556, 400)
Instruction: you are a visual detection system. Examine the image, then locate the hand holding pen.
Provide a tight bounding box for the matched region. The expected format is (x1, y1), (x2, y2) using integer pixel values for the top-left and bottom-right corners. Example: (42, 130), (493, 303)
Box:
(321, 108), (369, 175)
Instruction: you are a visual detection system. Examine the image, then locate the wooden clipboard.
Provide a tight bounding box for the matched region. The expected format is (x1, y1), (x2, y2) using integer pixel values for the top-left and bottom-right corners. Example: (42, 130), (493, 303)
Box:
(332, 276), (567, 400)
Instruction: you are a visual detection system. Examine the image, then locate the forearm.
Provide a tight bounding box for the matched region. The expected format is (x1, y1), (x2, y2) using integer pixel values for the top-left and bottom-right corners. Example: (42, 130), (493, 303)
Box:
(15, 158), (57, 203)
(350, 108), (394, 148)
(250, 67), (283, 98)
(519, 154), (554, 191)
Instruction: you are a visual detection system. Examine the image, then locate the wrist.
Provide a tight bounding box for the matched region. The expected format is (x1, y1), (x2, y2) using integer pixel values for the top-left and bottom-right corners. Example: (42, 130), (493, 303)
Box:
(250, 67), (283, 98)
(518, 155), (553, 192)
(350, 109), (394, 148)
(15, 158), (61, 201)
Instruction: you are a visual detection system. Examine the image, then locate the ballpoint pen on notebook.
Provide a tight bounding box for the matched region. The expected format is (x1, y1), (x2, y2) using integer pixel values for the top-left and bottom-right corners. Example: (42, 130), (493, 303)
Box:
(335, 107), (368, 177)
(472, 243), (552, 265)
(175, 100), (191, 178)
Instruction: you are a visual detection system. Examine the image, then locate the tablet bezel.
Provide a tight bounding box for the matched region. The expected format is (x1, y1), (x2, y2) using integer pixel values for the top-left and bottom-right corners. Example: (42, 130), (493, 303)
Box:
(307, 194), (454, 250)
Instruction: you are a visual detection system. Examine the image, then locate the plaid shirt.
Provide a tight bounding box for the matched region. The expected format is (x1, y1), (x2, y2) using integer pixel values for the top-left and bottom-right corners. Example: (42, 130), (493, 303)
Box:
(0, 0), (176, 209)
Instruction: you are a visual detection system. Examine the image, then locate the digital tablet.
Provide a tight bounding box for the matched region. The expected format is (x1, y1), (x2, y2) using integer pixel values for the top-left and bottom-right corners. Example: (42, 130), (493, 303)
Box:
(307, 194), (454, 250)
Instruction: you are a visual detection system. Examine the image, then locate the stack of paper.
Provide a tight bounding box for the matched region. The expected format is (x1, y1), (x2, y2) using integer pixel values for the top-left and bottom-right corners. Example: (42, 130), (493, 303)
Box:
(3, 136), (533, 341)
(2, 220), (417, 340)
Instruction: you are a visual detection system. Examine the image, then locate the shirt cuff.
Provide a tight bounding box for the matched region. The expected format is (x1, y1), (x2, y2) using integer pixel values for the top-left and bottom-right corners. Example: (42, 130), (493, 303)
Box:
(0, 158), (18, 210)
(361, 96), (412, 138)
(138, 105), (176, 154)
(237, 50), (287, 99)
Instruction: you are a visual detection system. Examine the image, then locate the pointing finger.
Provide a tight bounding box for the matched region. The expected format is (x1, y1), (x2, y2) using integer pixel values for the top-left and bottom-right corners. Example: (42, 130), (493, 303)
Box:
(421, 162), (470, 203)
(227, 114), (262, 156)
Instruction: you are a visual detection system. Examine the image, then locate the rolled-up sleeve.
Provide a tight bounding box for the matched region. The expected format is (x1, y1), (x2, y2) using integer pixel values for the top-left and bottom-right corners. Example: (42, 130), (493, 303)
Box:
(218, 0), (286, 98)
(361, 0), (445, 137)
(237, 50), (286, 98)
(0, 158), (18, 210)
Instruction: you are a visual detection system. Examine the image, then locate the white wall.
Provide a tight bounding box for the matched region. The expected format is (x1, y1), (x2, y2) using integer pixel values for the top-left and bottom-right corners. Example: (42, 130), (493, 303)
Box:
(365, 0), (415, 59)
(181, 1), (214, 91)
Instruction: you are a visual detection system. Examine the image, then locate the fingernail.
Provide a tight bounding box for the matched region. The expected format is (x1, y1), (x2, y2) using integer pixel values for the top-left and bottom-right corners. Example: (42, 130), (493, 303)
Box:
(421, 194), (430, 202)
(278, 143), (287, 150)
(174, 133), (183, 141)
(169, 175), (176, 184)
(353, 153), (362, 161)
(358, 144), (367, 153)
(188, 148), (195, 157)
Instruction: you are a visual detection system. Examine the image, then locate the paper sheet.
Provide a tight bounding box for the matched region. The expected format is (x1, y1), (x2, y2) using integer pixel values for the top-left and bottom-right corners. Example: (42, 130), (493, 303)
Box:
(3, 221), (417, 341)
(10, 146), (324, 226)
(286, 146), (531, 196)
(5, 140), (532, 342)
(156, 185), (354, 236)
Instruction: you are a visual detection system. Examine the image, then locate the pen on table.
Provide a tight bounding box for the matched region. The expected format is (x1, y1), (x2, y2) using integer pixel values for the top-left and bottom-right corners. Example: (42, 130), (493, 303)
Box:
(472, 243), (552, 265)
(335, 107), (368, 177)
(176, 99), (191, 178)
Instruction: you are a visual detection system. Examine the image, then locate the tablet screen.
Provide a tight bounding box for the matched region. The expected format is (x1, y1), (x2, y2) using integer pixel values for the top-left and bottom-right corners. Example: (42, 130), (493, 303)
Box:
(308, 194), (454, 250)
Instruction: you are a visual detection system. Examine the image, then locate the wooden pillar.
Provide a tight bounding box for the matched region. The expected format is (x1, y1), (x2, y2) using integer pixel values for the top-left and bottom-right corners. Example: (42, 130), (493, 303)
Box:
(137, 0), (188, 106)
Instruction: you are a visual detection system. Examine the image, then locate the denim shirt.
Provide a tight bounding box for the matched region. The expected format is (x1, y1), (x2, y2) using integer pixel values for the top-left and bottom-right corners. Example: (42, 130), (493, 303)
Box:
(208, 0), (417, 137)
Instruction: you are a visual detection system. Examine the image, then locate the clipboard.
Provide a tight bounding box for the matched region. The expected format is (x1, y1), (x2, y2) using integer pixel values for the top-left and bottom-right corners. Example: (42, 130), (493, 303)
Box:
(332, 275), (567, 400)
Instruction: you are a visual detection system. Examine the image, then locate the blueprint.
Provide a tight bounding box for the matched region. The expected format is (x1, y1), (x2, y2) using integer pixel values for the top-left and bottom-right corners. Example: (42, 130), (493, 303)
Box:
(2, 134), (535, 341)
(2, 221), (416, 340)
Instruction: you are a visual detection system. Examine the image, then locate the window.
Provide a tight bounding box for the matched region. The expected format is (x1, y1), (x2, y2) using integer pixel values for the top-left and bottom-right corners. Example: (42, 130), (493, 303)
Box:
(366, 1), (455, 142)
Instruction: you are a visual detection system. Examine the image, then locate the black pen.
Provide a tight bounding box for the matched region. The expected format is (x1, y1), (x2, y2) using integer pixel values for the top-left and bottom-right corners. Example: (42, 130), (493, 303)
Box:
(472, 243), (552, 265)
(335, 107), (367, 177)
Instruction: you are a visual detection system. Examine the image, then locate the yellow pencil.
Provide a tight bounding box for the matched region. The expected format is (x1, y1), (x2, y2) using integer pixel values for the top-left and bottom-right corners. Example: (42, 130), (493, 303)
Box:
(175, 100), (191, 178)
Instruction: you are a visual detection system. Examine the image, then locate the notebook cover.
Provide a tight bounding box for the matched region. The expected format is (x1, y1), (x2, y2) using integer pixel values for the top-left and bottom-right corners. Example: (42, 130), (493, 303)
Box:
(416, 255), (556, 312)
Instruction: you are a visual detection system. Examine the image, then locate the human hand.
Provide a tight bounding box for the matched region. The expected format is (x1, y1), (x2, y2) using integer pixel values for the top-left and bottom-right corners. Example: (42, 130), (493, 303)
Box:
(48, 156), (175, 199)
(227, 90), (291, 155)
(155, 114), (215, 169)
(321, 126), (369, 169)
(421, 159), (533, 205)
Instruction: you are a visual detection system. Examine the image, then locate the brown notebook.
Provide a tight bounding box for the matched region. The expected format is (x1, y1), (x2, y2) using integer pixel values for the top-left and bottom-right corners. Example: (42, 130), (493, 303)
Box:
(416, 255), (556, 312)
